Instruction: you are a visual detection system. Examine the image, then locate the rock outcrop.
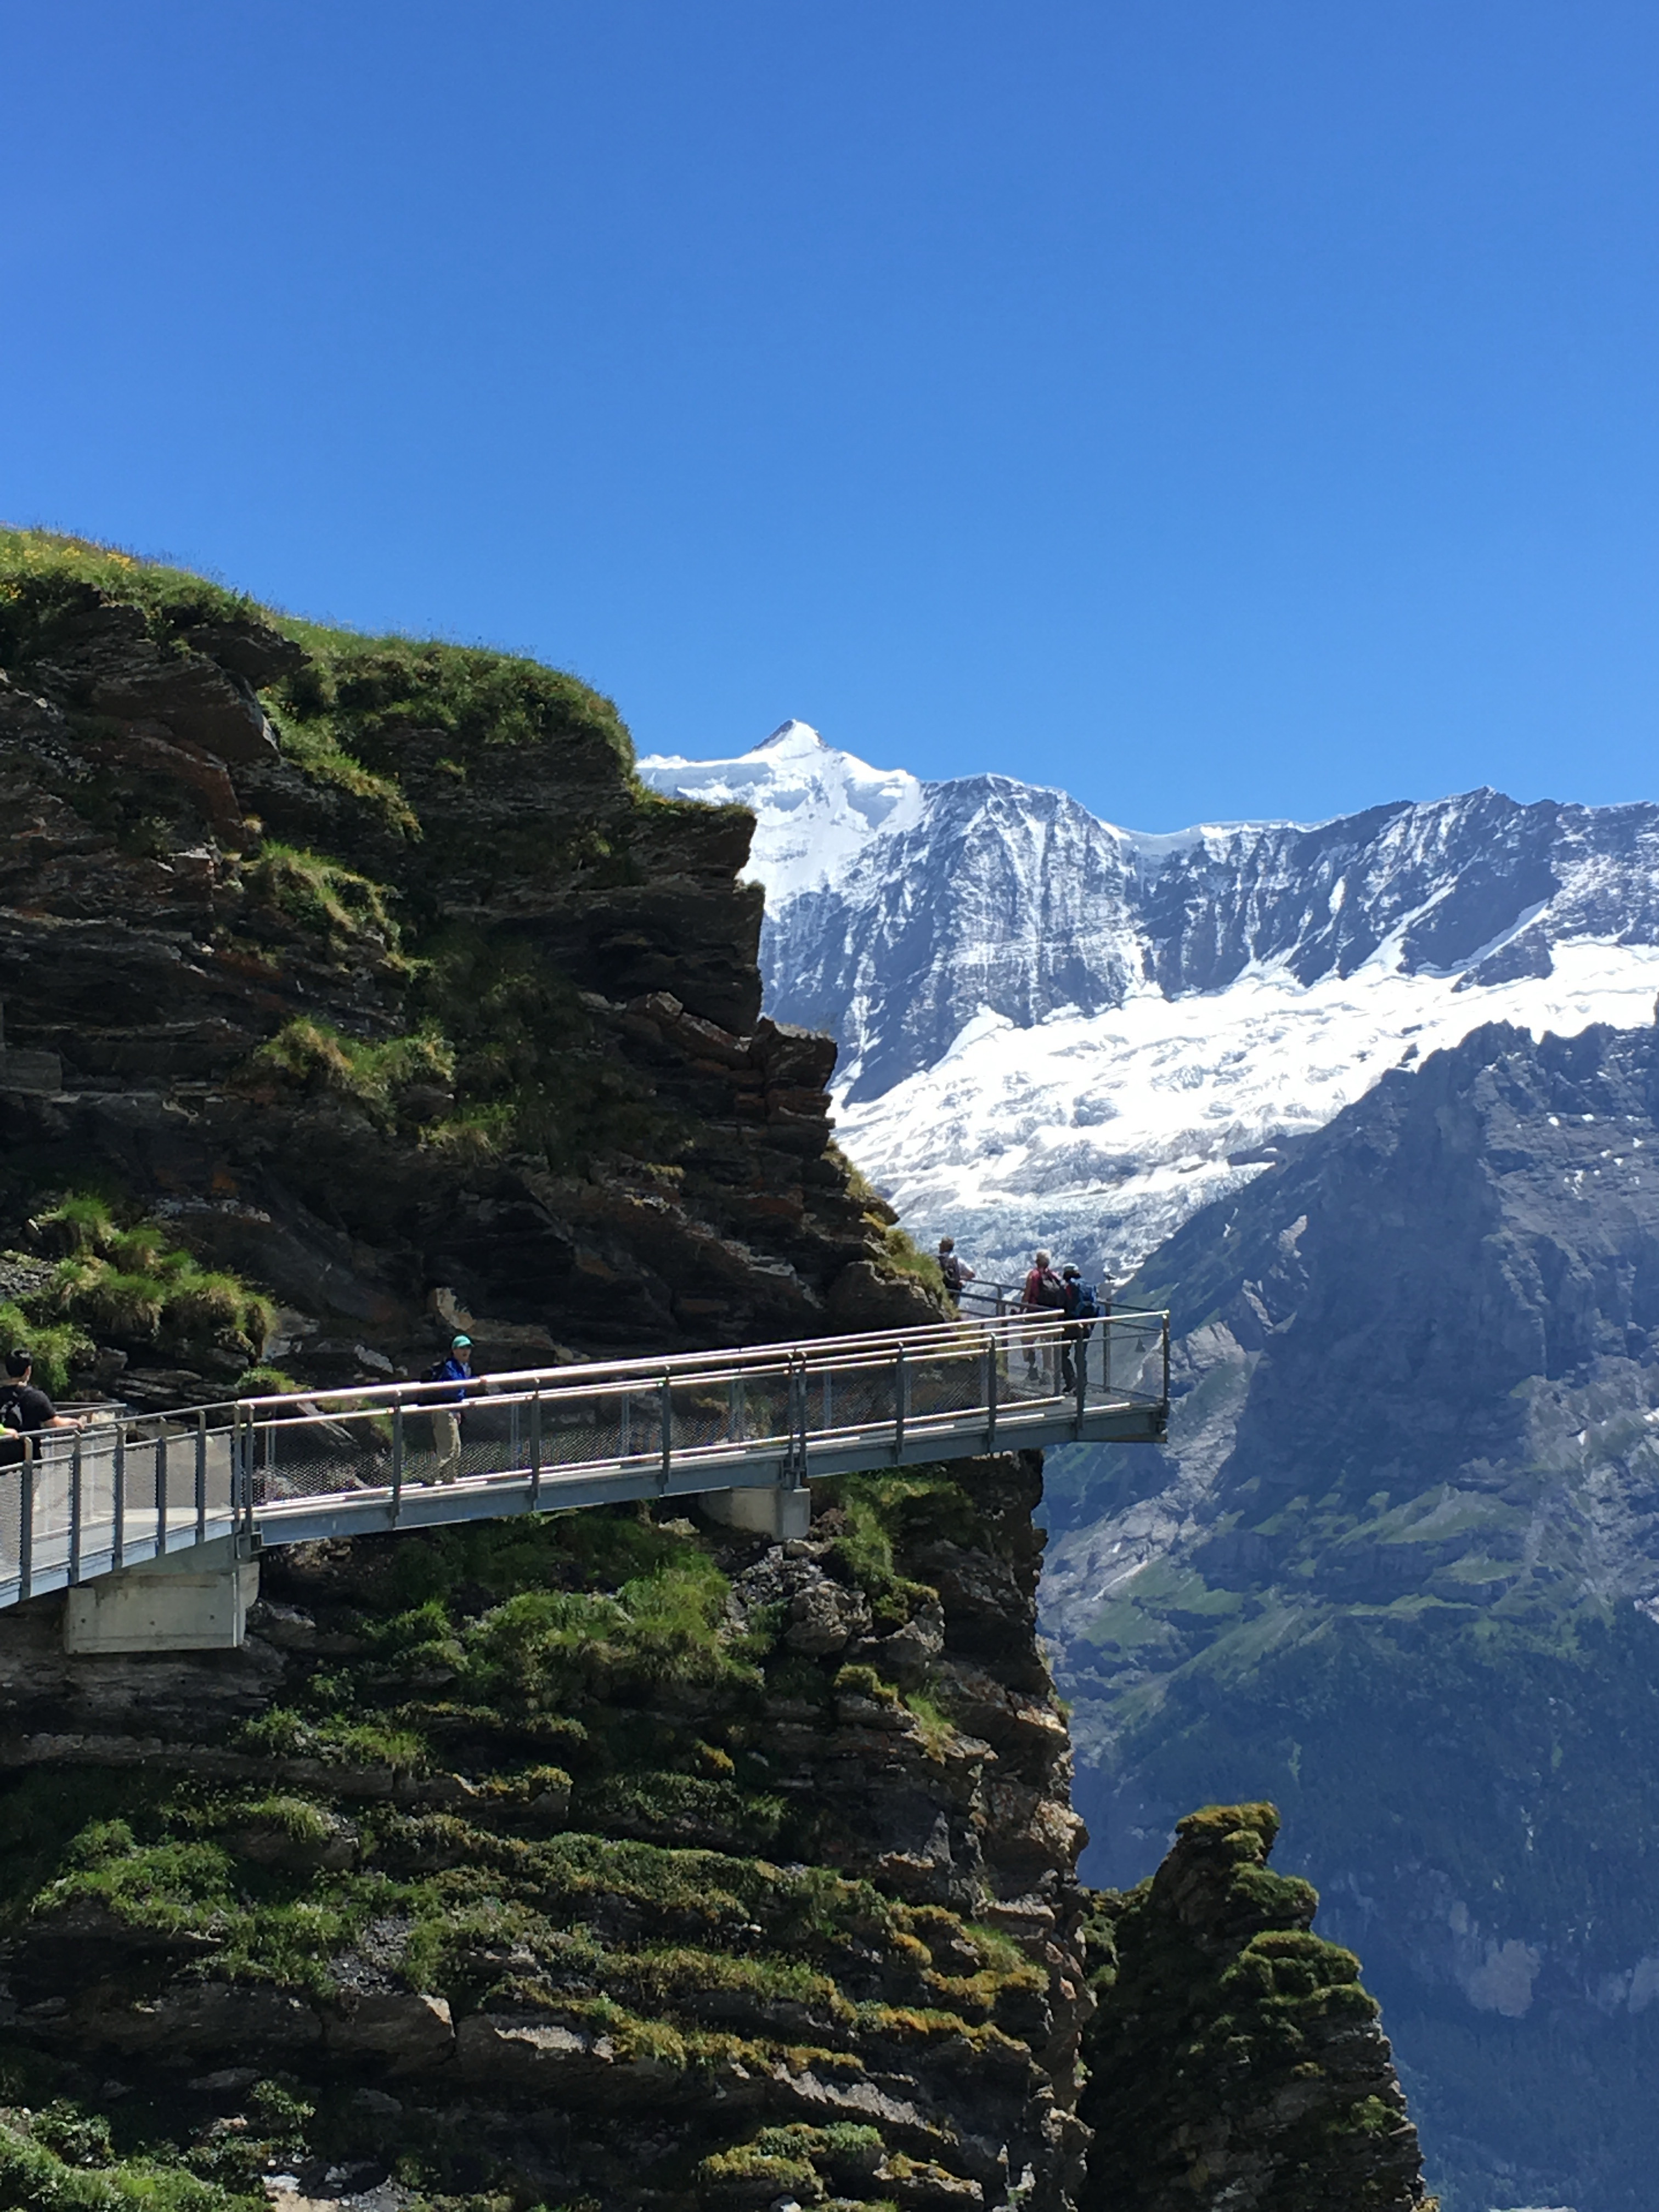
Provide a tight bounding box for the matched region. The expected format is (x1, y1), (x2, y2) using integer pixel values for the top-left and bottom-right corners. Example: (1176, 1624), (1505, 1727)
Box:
(0, 533), (939, 1397)
(1080, 1804), (1432, 2212)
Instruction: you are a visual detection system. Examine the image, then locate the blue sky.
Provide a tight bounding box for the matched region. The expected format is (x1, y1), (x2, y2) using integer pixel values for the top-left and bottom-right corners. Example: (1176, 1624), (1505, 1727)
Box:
(4, 1), (1658, 829)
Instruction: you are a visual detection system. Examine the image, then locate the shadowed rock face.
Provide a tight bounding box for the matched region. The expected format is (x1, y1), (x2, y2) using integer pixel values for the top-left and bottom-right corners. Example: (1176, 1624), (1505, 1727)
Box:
(0, 566), (939, 1389)
(1079, 1804), (1431, 2212)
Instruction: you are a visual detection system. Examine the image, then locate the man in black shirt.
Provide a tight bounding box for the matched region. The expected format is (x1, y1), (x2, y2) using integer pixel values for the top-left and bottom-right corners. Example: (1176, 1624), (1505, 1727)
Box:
(1, 1348), (84, 1434)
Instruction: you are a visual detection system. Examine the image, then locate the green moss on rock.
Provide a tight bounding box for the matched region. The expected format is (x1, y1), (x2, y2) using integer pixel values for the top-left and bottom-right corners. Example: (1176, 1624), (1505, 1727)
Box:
(1080, 1803), (1434, 2212)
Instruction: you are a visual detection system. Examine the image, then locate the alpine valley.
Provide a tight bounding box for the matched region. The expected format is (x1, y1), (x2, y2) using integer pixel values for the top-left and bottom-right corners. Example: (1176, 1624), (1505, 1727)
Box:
(644, 720), (1659, 2212)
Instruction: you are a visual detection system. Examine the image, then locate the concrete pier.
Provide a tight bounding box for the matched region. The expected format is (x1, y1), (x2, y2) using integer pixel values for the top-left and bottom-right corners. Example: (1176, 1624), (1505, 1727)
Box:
(699, 1485), (812, 1541)
(63, 1537), (259, 1654)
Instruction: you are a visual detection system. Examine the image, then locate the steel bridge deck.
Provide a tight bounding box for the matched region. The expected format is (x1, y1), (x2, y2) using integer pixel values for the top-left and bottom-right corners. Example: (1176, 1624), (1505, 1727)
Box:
(0, 1308), (1169, 1609)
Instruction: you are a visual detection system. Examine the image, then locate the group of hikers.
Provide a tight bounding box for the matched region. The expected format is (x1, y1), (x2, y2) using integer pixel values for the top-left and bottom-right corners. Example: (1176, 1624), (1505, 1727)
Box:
(936, 1236), (1108, 1392)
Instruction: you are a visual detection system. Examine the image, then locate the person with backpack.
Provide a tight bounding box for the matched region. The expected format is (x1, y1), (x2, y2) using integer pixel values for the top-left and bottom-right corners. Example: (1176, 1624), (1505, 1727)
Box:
(1020, 1251), (1066, 1384)
(1058, 1266), (1102, 1392)
(421, 1334), (473, 1484)
(0, 1348), (84, 1435)
(937, 1235), (975, 1311)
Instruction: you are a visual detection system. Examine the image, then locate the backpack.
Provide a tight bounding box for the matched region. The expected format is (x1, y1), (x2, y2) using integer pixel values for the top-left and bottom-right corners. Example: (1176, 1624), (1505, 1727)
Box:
(421, 1361), (449, 1385)
(1065, 1280), (1101, 1321)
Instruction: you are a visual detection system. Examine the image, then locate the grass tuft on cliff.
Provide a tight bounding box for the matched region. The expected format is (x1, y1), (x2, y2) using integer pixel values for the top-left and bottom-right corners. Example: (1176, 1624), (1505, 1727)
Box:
(0, 527), (263, 645)
(1, 1197), (276, 1390)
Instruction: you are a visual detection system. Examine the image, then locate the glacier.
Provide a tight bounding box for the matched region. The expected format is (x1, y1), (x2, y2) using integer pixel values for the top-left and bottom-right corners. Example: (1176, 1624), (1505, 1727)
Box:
(640, 724), (1659, 1289)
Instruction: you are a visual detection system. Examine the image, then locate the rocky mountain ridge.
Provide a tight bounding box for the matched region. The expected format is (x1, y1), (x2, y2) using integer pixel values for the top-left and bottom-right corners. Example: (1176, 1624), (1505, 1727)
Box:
(641, 726), (1659, 1283)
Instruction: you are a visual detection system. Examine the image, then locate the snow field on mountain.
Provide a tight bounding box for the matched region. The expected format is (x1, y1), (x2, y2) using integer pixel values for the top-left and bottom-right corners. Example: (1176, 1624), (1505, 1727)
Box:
(834, 939), (1659, 1288)
(642, 719), (1659, 1288)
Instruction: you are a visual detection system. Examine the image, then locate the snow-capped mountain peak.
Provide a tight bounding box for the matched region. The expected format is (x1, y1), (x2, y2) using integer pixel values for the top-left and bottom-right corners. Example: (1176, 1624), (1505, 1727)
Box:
(642, 725), (1659, 1283)
(639, 721), (924, 902)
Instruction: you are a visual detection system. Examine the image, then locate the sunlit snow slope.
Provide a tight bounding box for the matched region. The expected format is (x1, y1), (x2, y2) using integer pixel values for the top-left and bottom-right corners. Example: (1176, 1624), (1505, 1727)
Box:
(639, 725), (1659, 1286)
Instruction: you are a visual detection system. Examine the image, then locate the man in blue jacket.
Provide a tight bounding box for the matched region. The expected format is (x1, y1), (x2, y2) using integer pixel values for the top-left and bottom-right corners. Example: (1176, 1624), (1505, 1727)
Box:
(428, 1334), (473, 1484)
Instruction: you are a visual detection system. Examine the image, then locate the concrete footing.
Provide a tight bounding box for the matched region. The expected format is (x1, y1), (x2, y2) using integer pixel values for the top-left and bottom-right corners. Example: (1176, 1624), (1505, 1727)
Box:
(698, 1485), (812, 1541)
(63, 1537), (259, 1654)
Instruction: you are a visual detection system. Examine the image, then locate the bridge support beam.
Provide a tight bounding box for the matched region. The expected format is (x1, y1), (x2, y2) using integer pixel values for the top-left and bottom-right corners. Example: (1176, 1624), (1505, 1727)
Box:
(63, 1538), (259, 1655)
(699, 1485), (811, 1541)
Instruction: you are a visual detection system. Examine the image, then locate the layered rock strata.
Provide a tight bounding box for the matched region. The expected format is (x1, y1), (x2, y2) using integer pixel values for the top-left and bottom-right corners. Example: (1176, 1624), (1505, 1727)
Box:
(0, 1454), (1092, 2210)
(0, 539), (936, 1393)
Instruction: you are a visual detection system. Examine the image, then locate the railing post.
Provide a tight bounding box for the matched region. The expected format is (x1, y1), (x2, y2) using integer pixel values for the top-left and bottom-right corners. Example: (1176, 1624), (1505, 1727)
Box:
(1162, 1312), (1170, 1412)
(893, 1345), (907, 1463)
(155, 1430), (167, 1554)
(798, 1358), (809, 1479)
(195, 1409), (208, 1545)
(620, 1387), (631, 1458)
(68, 1431), (83, 1584)
(986, 1327), (998, 1450)
(391, 1398), (404, 1523)
(659, 1372), (673, 1492)
(112, 1423), (125, 1568)
(530, 1390), (543, 1512)
(19, 1449), (33, 1601)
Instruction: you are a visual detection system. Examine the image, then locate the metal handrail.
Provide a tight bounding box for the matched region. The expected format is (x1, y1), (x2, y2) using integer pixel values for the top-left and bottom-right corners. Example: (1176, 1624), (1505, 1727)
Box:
(0, 1309), (1171, 1610)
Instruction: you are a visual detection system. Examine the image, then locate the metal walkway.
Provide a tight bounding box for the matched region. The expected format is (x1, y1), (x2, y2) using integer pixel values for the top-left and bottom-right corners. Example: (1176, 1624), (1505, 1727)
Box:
(0, 1308), (1169, 1610)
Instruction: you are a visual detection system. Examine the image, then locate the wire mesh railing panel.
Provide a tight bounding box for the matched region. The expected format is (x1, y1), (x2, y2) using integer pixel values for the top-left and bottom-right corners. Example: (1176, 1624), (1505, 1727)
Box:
(900, 1343), (988, 1423)
(1087, 1311), (1166, 1404)
(725, 1371), (795, 1451)
(810, 1356), (898, 1437)
(0, 1459), (22, 1587)
(163, 1430), (196, 1525)
(252, 1404), (393, 1504)
(23, 1441), (71, 1578)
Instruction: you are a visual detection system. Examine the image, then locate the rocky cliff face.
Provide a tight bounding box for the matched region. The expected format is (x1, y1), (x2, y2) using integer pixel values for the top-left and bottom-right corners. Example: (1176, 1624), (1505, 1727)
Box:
(0, 1454), (1098, 2211)
(0, 535), (1427, 2212)
(0, 535), (939, 1398)
(1045, 1012), (1659, 2211)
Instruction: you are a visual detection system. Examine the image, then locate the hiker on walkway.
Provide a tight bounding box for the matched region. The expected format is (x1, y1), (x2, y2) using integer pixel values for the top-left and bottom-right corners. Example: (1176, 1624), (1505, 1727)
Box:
(1, 1349), (85, 1435)
(424, 1334), (474, 1485)
(1020, 1251), (1066, 1384)
(1059, 1265), (1102, 1392)
(937, 1235), (975, 1311)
